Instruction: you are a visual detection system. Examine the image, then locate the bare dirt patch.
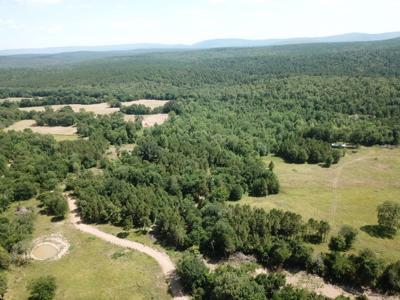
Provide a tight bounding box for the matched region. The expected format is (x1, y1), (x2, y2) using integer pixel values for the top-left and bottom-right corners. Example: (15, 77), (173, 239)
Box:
(5, 120), (77, 136)
(19, 103), (119, 115)
(30, 234), (70, 261)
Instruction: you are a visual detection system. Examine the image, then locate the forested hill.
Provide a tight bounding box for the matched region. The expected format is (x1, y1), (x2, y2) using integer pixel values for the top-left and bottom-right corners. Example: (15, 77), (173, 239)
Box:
(0, 37), (399, 74)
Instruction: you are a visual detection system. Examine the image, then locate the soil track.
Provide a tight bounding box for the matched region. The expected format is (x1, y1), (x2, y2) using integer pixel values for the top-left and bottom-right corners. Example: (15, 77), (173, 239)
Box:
(65, 194), (188, 300)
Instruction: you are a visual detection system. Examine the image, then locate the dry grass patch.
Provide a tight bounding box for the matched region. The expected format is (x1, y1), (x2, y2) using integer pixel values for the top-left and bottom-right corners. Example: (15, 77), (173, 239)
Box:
(19, 103), (120, 115)
(5, 120), (78, 136)
(124, 114), (169, 127)
(123, 99), (169, 109)
(19, 99), (169, 114)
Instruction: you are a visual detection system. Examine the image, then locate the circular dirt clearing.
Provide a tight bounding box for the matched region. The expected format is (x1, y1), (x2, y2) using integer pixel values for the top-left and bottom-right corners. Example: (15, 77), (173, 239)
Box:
(31, 243), (59, 260)
(30, 234), (70, 261)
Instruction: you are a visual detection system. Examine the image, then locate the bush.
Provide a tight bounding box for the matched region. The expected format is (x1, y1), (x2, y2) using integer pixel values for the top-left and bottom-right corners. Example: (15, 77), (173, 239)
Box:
(13, 180), (37, 201)
(250, 178), (267, 197)
(120, 104), (151, 115)
(255, 272), (285, 298)
(269, 240), (292, 268)
(177, 252), (209, 293)
(211, 266), (265, 300)
(229, 185), (243, 201)
(38, 192), (68, 219)
(353, 249), (384, 287)
(380, 261), (400, 293)
(377, 201), (400, 234)
(28, 276), (57, 300)
(329, 225), (358, 251)
(323, 252), (356, 284)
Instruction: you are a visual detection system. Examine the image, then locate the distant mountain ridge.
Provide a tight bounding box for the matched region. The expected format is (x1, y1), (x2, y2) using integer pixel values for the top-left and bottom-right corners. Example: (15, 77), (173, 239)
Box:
(1, 31), (400, 56)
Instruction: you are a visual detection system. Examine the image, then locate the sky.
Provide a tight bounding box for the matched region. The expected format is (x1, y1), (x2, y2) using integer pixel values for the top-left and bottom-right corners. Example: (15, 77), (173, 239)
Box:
(0, 0), (399, 50)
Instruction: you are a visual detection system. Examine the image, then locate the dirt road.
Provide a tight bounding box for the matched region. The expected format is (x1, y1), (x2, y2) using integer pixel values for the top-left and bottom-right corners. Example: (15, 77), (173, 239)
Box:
(66, 194), (188, 300)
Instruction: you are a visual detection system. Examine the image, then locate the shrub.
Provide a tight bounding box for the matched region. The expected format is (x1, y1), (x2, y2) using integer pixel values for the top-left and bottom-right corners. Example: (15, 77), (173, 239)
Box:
(250, 178), (267, 197)
(255, 272), (285, 298)
(177, 252), (209, 293)
(229, 185), (243, 201)
(380, 261), (400, 293)
(28, 276), (57, 300)
(38, 192), (68, 219)
(377, 201), (400, 234)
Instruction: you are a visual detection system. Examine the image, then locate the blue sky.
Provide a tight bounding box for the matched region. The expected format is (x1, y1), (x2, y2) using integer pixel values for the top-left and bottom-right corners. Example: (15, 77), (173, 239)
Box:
(0, 0), (399, 50)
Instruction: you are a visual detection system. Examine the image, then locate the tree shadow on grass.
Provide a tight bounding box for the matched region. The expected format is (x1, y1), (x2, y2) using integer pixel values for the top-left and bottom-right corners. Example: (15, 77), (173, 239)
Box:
(360, 225), (396, 239)
(50, 216), (65, 223)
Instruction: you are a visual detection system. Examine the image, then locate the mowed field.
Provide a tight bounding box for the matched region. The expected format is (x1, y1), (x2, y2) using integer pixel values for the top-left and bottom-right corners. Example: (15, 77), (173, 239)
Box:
(239, 147), (400, 262)
(5, 200), (171, 300)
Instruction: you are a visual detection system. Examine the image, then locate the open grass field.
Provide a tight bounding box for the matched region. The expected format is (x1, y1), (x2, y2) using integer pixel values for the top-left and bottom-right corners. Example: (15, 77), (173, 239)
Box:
(4, 120), (78, 141)
(239, 147), (400, 262)
(5, 200), (171, 300)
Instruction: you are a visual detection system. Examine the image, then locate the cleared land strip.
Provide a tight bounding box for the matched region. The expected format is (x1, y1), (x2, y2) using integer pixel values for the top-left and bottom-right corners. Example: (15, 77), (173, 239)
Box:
(4, 119), (78, 135)
(66, 194), (188, 300)
(18, 99), (169, 114)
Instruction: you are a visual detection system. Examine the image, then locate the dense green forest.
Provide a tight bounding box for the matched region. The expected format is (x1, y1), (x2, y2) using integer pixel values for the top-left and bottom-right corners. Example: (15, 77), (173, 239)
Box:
(0, 38), (400, 298)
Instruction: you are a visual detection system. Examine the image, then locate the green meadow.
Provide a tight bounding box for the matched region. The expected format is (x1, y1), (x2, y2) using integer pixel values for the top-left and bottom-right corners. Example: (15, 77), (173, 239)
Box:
(240, 147), (400, 262)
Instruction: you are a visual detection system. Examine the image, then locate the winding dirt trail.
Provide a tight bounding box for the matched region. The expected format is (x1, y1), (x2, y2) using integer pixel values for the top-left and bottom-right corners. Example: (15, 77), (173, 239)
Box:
(66, 194), (188, 300)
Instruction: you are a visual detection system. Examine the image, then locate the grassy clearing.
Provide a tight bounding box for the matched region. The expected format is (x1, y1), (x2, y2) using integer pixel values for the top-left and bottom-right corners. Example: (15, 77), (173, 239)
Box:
(5, 120), (78, 137)
(95, 224), (183, 264)
(239, 147), (400, 262)
(52, 134), (79, 142)
(5, 200), (171, 300)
